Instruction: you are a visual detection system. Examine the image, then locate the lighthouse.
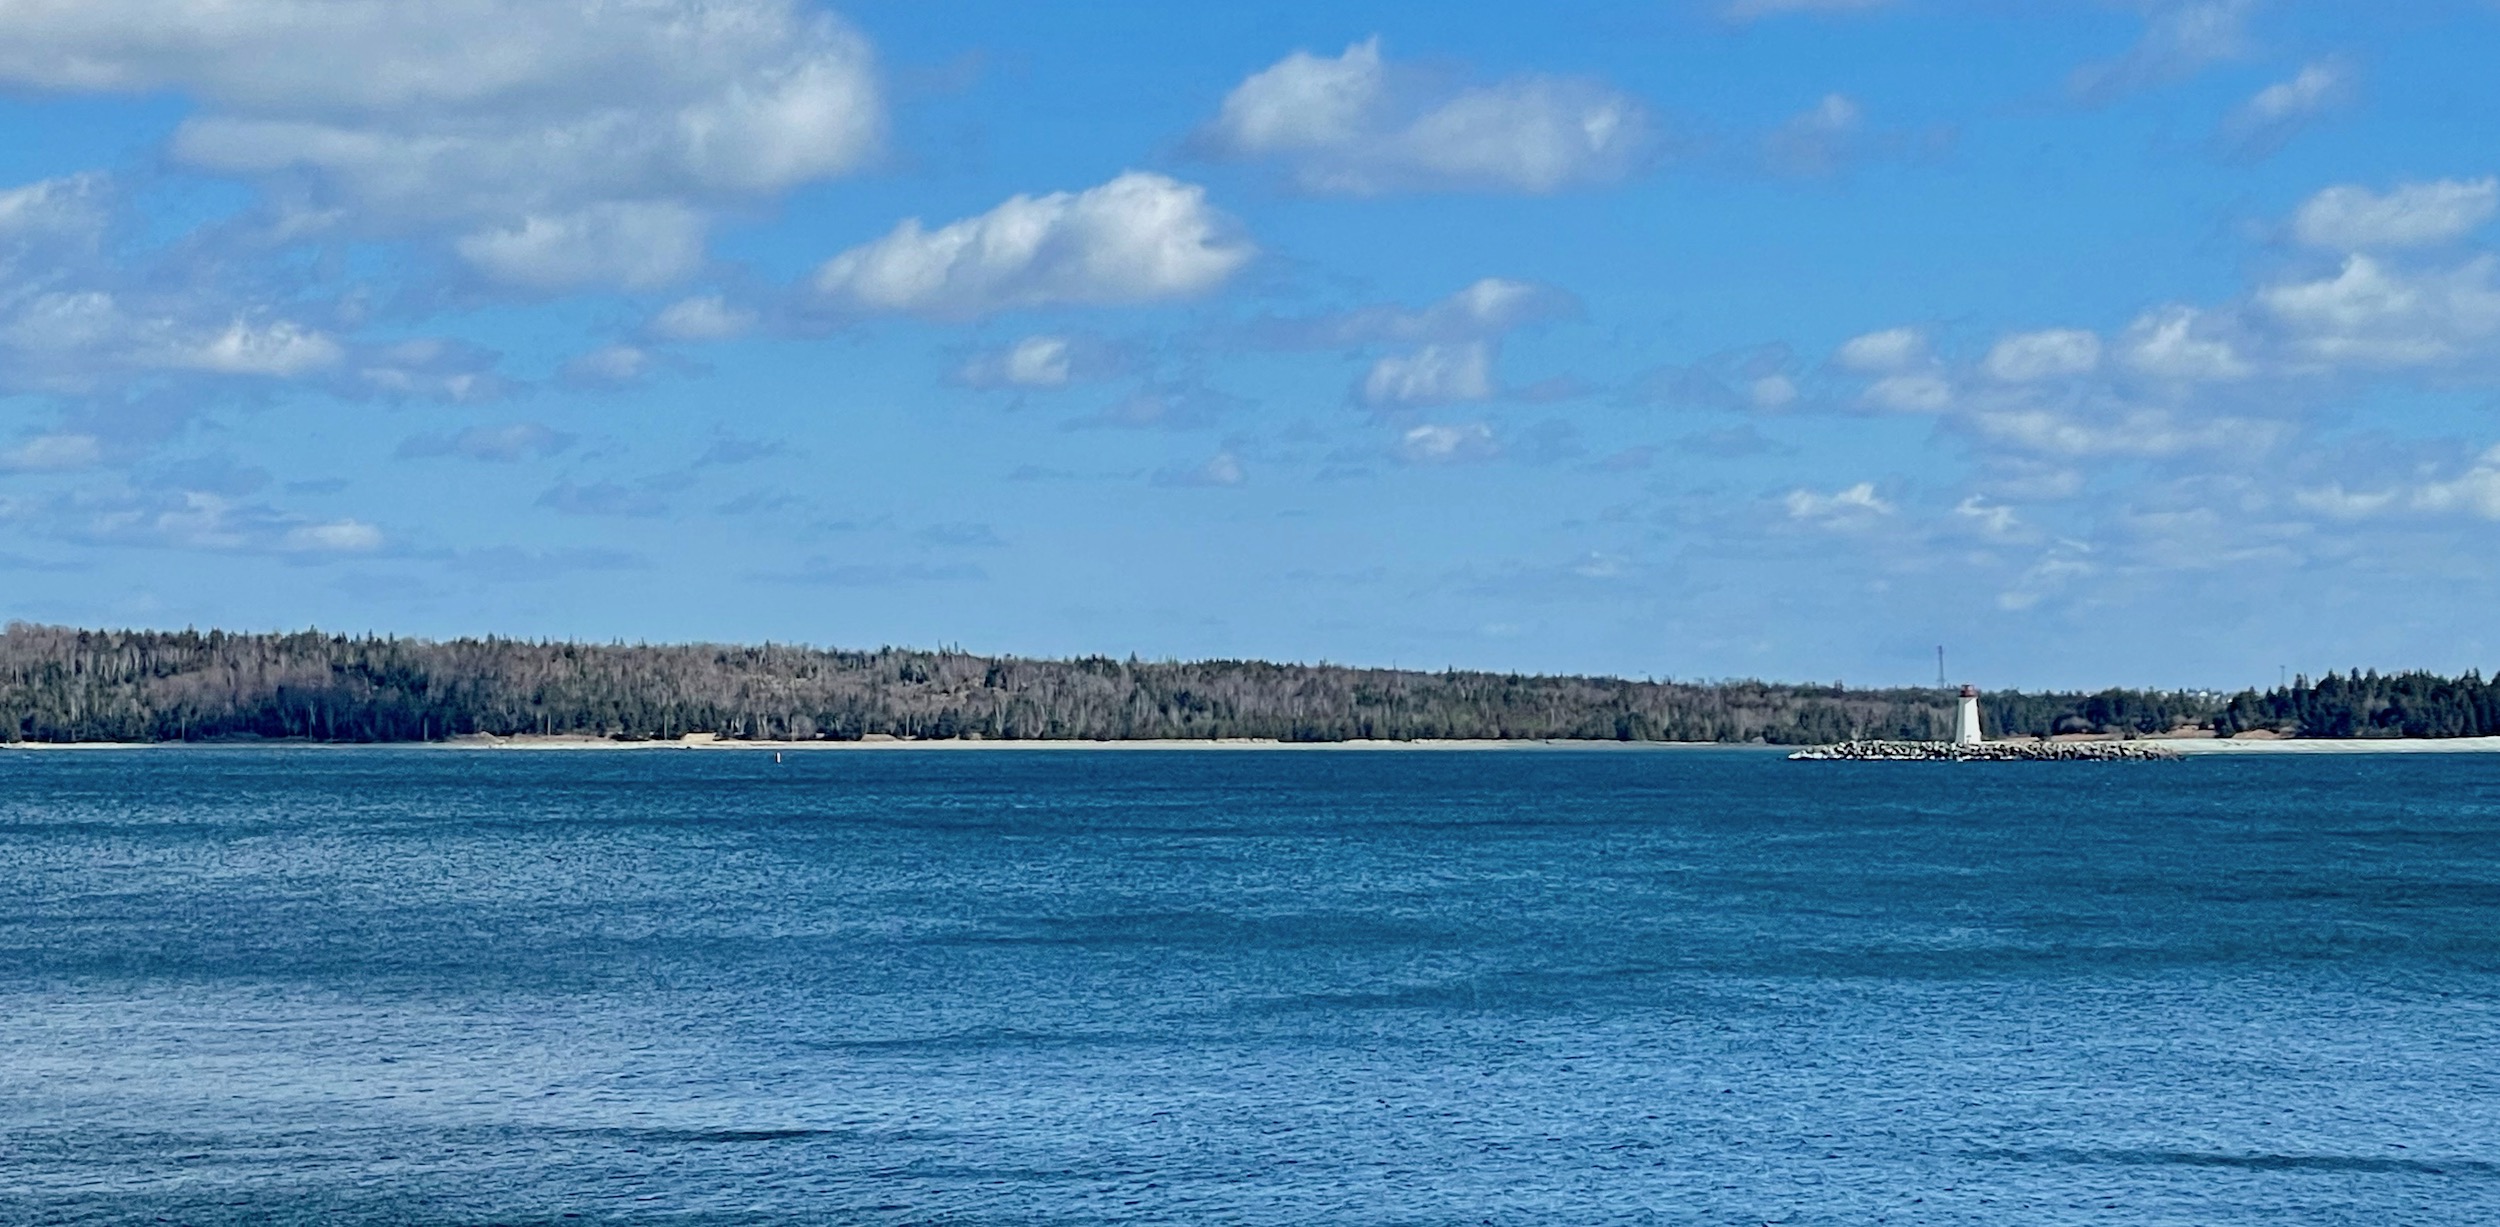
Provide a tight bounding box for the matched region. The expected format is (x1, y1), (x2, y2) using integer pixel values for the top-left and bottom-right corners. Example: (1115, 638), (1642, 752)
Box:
(1952, 684), (1984, 746)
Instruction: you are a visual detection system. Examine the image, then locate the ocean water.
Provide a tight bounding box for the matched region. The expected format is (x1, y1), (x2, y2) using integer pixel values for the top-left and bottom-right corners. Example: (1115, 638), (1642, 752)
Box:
(1, 747), (2496, 1225)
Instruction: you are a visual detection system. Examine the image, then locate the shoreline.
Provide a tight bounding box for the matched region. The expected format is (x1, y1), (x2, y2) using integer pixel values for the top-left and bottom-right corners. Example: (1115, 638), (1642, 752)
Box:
(9, 733), (2500, 753)
(1, 736), (1756, 753)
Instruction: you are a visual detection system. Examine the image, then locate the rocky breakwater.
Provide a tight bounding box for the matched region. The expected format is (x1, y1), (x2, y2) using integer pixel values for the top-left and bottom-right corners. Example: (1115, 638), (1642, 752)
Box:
(1789, 739), (2185, 762)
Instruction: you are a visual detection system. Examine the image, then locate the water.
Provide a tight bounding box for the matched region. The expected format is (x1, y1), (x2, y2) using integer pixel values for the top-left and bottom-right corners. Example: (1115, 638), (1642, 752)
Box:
(2, 747), (2496, 1225)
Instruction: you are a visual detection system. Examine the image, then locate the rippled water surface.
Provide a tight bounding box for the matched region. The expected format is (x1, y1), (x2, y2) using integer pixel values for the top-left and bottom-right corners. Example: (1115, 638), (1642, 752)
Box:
(3, 747), (2497, 1224)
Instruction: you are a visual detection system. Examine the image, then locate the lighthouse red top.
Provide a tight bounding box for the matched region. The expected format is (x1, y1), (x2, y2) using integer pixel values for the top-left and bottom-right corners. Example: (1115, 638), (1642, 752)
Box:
(1958, 684), (1978, 698)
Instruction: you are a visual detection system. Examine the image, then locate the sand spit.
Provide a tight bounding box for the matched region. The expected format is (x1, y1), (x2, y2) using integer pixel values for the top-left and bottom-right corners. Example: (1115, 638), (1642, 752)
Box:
(2150, 735), (2500, 754)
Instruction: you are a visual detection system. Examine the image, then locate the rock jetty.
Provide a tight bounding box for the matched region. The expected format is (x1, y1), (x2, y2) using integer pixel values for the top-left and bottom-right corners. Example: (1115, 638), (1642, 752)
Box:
(1789, 739), (2184, 762)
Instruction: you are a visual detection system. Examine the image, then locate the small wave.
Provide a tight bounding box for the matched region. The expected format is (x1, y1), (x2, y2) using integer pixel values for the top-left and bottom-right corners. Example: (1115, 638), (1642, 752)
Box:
(1974, 1147), (2500, 1177)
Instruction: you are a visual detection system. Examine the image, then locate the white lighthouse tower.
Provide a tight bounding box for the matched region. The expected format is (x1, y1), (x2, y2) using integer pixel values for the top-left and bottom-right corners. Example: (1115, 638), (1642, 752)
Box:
(1952, 684), (1984, 746)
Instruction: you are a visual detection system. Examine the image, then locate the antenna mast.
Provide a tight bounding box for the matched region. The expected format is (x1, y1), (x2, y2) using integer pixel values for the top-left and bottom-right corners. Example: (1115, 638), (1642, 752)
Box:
(1937, 645), (1947, 689)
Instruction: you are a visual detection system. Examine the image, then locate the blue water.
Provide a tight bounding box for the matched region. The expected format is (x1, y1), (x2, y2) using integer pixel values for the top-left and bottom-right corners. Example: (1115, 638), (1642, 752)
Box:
(2, 748), (2497, 1225)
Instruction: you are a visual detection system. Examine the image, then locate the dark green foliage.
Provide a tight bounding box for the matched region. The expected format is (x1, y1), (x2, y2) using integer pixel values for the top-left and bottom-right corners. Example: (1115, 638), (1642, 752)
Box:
(1982, 689), (2219, 738)
(2212, 670), (2500, 739)
(0, 623), (2216, 745)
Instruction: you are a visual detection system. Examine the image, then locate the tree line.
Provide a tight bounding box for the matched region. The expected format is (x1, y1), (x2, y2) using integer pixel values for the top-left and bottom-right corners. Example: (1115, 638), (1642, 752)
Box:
(2212, 670), (2500, 739)
(0, 623), (2272, 746)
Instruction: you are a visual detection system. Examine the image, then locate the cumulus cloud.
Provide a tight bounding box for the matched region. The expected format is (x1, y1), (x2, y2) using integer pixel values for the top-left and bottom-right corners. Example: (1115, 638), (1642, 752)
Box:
(180, 319), (345, 376)
(282, 519), (383, 553)
(1983, 329), (2102, 382)
(1361, 342), (1498, 409)
(1202, 38), (1650, 195)
(2070, 0), (2255, 105)
(1279, 277), (1579, 350)
(1782, 481), (1893, 526)
(648, 294), (757, 342)
(2291, 179), (2499, 252)
(0, 284), (344, 392)
(2217, 59), (2355, 160)
(1765, 94), (1863, 177)
(1299, 278), (1578, 410)
(1395, 422), (1499, 465)
(1964, 403), (2273, 459)
(2118, 305), (2252, 381)
(455, 202), (707, 292)
(2296, 446), (2500, 521)
(353, 338), (508, 403)
(812, 172), (1252, 318)
(1862, 373), (1954, 413)
(0, 0), (883, 290)
(1834, 326), (1928, 374)
(0, 173), (109, 256)
(561, 343), (655, 386)
(955, 337), (1075, 389)
(2258, 254), (2500, 367)
(2411, 446), (2500, 519)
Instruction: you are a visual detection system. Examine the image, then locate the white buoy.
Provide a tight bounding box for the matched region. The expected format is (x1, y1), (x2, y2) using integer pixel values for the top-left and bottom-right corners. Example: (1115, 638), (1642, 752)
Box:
(1952, 684), (1984, 746)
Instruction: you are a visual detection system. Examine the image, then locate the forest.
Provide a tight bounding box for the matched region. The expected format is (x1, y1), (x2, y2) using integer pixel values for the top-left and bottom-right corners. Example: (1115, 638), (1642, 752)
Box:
(0, 623), (2460, 744)
(0, 623), (1990, 744)
(2211, 670), (2500, 739)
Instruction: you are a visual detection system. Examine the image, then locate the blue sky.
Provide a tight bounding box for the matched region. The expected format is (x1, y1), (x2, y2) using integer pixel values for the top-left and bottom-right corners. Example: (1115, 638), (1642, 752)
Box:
(4, 0), (2499, 689)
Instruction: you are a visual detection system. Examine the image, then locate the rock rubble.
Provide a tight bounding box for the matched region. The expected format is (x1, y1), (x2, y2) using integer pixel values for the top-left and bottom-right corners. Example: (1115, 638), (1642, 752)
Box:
(1788, 739), (2184, 762)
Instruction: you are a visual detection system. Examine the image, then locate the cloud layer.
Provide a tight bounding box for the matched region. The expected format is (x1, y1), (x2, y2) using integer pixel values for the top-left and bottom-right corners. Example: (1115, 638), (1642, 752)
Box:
(1203, 38), (1650, 195)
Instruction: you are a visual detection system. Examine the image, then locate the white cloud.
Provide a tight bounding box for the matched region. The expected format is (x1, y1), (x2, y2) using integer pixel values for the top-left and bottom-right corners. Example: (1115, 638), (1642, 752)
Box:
(2258, 254), (2500, 367)
(1953, 495), (2022, 538)
(813, 172), (1252, 318)
(1983, 329), (2102, 382)
(1834, 326), (1927, 373)
(648, 294), (757, 342)
(2292, 179), (2499, 251)
(1363, 342), (1497, 408)
(0, 0), (882, 290)
(962, 335), (1072, 388)
(0, 433), (103, 473)
(0, 173), (108, 252)
(1204, 38), (1649, 195)
(1863, 373), (1954, 413)
(2412, 446), (2500, 519)
(1964, 404), (2273, 459)
(2218, 59), (2355, 159)
(354, 338), (507, 403)
(562, 343), (654, 385)
(2070, 0), (2255, 105)
(2298, 447), (2500, 520)
(1749, 374), (1799, 410)
(1765, 93), (1863, 177)
(455, 202), (707, 292)
(1783, 481), (1893, 525)
(283, 519), (383, 552)
(1396, 422), (1499, 465)
(2119, 305), (2251, 381)
(2292, 483), (2399, 519)
(179, 319), (345, 376)
(1289, 278), (1578, 349)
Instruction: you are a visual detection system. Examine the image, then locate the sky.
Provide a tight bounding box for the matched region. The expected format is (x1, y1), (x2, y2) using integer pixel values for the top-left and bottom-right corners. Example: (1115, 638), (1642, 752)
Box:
(3, 0), (2499, 690)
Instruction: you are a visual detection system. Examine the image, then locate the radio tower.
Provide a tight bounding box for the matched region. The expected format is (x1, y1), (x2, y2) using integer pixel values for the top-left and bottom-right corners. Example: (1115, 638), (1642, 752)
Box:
(1936, 646), (1946, 690)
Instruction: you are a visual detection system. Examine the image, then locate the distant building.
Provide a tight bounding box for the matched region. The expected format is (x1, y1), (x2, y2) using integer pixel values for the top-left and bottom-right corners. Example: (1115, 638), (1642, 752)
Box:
(1952, 684), (1984, 746)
